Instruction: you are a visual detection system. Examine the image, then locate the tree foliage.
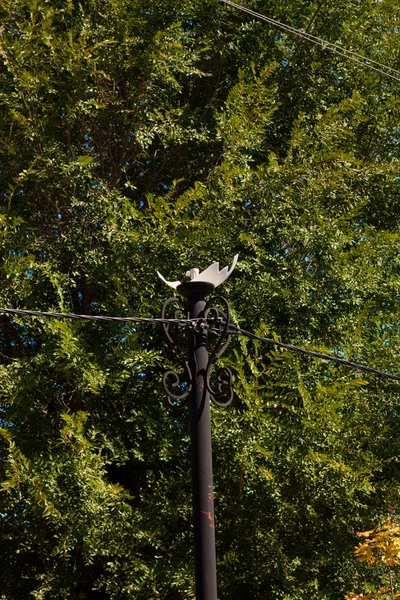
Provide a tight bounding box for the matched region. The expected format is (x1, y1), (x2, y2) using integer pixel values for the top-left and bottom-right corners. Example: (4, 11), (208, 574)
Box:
(0, 0), (400, 598)
(346, 521), (400, 600)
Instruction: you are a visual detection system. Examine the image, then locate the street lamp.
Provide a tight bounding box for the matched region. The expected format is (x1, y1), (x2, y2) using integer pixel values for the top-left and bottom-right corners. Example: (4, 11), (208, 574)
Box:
(158, 256), (238, 600)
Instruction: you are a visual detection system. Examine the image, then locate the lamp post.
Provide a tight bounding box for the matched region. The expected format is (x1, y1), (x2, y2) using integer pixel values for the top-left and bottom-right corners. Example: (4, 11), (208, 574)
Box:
(159, 257), (238, 600)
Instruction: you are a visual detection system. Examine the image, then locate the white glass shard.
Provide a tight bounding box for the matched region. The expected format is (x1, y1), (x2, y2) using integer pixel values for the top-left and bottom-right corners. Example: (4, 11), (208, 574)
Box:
(156, 272), (181, 290)
(157, 254), (239, 290)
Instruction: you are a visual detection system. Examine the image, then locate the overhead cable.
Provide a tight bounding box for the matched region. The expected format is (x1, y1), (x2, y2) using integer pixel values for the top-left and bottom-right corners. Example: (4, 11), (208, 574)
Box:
(0, 306), (399, 382)
(0, 307), (196, 327)
(220, 0), (400, 83)
(227, 323), (400, 382)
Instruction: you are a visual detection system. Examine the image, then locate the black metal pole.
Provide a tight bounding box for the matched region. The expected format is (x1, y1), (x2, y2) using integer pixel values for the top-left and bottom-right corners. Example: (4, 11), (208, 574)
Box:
(186, 289), (218, 600)
(161, 279), (232, 599)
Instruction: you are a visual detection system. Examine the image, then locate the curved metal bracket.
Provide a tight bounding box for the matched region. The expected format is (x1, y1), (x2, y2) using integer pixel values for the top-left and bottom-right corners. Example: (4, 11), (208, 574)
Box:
(160, 295), (234, 410)
(161, 297), (193, 410)
(204, 295), (234, 408)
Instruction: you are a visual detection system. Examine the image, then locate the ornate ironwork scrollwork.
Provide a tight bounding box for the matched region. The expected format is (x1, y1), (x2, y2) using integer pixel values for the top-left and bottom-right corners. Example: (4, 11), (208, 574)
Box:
(204, 296), (234, 407)
(161, 294), (234, 410)
(161, 297), (192, 410)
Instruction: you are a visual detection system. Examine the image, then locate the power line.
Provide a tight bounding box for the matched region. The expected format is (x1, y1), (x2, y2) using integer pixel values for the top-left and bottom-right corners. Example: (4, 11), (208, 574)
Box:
(0, 306), (399, 382)
(220, 0), (400, 83)
(0, 307), (197, 327)
(227, 323), (400, 382)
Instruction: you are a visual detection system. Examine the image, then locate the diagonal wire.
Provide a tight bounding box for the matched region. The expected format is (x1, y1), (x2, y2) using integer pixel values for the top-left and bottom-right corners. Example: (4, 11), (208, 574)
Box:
(221, 0), (400, 83)
(224, 323), (400, 382)
(0, 307), (198, 327)
(1, 306), (399, 382)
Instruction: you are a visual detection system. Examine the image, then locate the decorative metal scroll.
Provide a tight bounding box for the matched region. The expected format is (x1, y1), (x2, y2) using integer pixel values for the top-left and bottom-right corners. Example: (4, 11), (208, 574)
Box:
(204, 296), (233, 408)
(161, 297), (193, 410)
(161, 295), (234, 410)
